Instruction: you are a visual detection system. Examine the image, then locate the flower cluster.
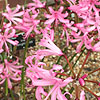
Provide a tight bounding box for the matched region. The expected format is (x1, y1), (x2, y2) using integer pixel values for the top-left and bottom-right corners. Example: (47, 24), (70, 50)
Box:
(0, 0), (100, 99)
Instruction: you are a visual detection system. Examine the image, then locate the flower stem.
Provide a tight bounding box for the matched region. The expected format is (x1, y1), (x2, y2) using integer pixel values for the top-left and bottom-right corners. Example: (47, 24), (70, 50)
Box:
(77, 50), (91, 79)
(82, 86), (98, 98)
(85, 80), (99, 85)
(56, 72), (70, 77)
(20, 38), (30, 100)
(88, 68), (100, 75)
(75, 85), (79, 99)
(63, 54), (76, 78)
(10, 90), (15, 100)
(5, 79), (8, 96)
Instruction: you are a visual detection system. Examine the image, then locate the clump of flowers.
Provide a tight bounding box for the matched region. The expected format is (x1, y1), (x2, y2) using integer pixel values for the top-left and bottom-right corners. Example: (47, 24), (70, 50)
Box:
(0, 0), (100, 100)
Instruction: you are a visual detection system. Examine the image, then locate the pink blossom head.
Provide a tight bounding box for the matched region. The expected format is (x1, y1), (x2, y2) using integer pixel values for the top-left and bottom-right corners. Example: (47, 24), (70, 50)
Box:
(79, 78), (85, 86)
(97, 97), (100, 100)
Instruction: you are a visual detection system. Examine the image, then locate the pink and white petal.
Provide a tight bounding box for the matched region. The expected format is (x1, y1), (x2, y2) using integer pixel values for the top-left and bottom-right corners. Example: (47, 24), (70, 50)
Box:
(4, 42), (9, 53)
(50, 29), (54, 41)
(6, 4), (12, 13)
(87, 26), (96, 32)
(32, 80), (56, 86)
(34, 27), (40, 34)
(12, 18), (23, 23)
(36, 49), (59, 56)
(52, 64), (64, 73)
(61, 77), (73, 87)
(44, 84), (58, 100)
(0, 64), (4, 73)
(7, 29), (16, 38)
(76, 41), (83, 53)
(25, 26), (34, 39)
(57, 88), (67, 100)
(61, 12), (68, 18)
(58, 16), (68, 23)
(12, 4), (21, 14)
(51, 87), (58, 100)
(44, 13), (52, 18)
(0, 49), (3, 53)
(27, 3), (35, 7)
(0, 78), (5, 84)
(10, 76), (21, 81)
(7, 78), (12, 89)
(80, 90), (85, 100)
(44, 18), (55, 25)
(48, 7), (54, 13)
(7, 39), (18, 45)
(58, 6), (64, 12)
(13, 11), (24, 16)
(36, 87), (47, 100)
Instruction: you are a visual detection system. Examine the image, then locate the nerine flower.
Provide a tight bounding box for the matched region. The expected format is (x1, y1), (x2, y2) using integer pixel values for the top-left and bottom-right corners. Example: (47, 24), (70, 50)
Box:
(36, 32), (63, 56)
(26, 58), (73, 100)
(70, 31), (93, 52)
(0, 59), (23, 89)
(2, 4), (24, 25)
(15, 9), (40, 38)
(85, 6), (100, 38)
(44, 6), (68, 25)
(0, 27), (18, 53)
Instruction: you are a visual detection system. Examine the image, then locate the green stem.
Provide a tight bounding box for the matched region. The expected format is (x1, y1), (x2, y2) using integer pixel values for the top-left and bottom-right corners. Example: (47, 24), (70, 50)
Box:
(5, 79), (8, 96)
(2, 52), (8, 97)
(20, 38), (30, 100)
(10, 90), (15, 100)
(33, 93), (36, 100)
(24, 0), (27, 7)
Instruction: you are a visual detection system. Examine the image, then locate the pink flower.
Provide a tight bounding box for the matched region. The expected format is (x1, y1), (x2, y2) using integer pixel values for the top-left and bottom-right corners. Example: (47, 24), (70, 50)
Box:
(85, 6), (100, 38)
(70, 31), (93, 52)
(26, 54), (73, 100)
(41, 25), (54, 41)
(68, 0), (92, 19)
(36, 34), (63, 56)
(0, 27), (18, 53)
(15, 9), (40, 38)
(0, 59), (23, 89)
(61, 23), (77, 46)
(2, 4), (24, 25)
(28, 0), (46, 9)
(44, 6), (68, 25)
(26, 66), (73, 100)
